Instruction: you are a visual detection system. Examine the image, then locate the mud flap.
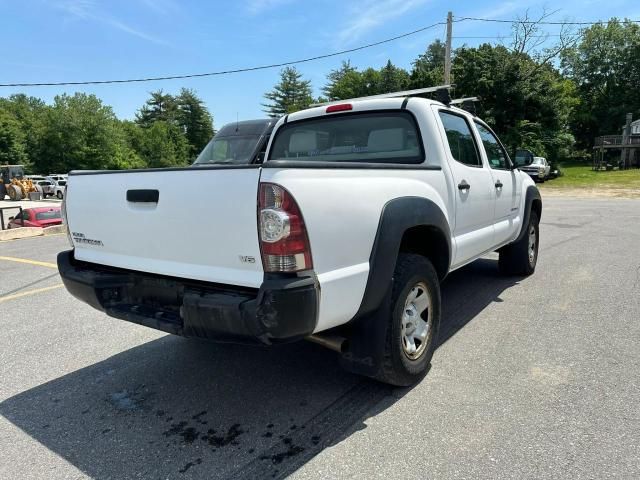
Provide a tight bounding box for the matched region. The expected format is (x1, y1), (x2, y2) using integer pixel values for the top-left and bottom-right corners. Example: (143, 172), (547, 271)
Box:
(339, 287), (392, 378)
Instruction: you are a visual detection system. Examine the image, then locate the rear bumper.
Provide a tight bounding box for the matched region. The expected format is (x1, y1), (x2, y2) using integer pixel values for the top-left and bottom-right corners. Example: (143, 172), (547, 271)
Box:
(57, 250), (318, 344)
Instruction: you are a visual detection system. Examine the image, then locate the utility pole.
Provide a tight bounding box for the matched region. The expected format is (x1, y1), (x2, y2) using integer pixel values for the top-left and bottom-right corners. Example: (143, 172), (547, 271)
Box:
(444, 11), (453, 85)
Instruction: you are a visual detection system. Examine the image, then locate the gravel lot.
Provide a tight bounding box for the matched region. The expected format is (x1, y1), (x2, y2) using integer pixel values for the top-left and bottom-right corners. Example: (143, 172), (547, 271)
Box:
(0, 196), (638, 479)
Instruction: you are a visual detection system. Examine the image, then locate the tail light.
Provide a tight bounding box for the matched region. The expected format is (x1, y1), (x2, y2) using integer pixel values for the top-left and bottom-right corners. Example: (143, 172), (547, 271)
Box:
(326, 103), (352, 113)
(258, 183), (312, 272)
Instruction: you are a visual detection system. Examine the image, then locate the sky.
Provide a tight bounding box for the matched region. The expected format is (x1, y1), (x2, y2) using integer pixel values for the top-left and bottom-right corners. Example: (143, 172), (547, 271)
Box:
(0, 0), (638, 128)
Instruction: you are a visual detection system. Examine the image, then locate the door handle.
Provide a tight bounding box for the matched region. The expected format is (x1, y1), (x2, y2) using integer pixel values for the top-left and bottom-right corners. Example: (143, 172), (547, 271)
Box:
(458, 180), (471, 191)
(127, 189), (159, 203)
(495, 181), (503, 189)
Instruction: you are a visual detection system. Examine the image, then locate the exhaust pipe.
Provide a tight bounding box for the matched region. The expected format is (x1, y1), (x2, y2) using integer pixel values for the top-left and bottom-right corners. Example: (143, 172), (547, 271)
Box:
(306, 333), (346, 353)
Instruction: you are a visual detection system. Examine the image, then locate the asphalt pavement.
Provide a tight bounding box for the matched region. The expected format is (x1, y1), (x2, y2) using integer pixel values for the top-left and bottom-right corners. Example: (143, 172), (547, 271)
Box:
(0, 196), (638, 479)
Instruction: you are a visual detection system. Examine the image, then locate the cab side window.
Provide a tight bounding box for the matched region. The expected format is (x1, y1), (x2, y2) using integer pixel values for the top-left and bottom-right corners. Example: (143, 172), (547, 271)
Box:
(438, 111), (482, 167)
(475, 122), (510, 170)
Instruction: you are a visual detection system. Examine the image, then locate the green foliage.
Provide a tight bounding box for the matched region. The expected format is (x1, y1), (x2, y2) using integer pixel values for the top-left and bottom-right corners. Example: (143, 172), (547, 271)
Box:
(452, 43), (577, 161)
(0, 94), (45, 171)
(410, 40), (446, 88)
(320, 60), (409, 101)
(562, 19), (640, 147)
(176, 88), (214, 157)
(0, 108), (29, 167)
(135, 90), (178, 127)
(37, 93), (127, 172)
(379, 60), (410, 93)
(0, 89), (213, 173)
(135, 121), (191, 168)
(135, 89), (214, 160)
(322, 61), (366, 101)
(263, 67), (314, 116)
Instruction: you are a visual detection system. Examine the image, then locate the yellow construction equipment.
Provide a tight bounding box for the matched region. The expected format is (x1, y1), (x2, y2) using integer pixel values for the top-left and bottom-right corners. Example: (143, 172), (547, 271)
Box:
(1, 165), (41, 200)
(7, 178), (38, 200)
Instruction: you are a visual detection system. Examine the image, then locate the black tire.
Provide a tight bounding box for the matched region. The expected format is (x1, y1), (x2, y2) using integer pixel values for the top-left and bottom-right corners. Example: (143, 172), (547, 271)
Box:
(499, 210), (539, 276)
(57, 191), (63, 199)
(374, 253), (441, 387)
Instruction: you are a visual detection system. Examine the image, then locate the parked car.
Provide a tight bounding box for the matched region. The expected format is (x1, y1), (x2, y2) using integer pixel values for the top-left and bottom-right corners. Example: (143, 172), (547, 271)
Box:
(58, 87), (541, 387)
(53, 180), (67, 199)
(37, 180), (55, 198)
(47, 174), (68, 183)
(8, 207), (63, 228)
(519, 156), (551, 182)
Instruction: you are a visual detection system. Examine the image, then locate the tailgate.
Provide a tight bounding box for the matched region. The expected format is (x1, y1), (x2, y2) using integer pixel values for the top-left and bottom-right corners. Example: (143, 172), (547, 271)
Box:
(66, 167), (263, 288)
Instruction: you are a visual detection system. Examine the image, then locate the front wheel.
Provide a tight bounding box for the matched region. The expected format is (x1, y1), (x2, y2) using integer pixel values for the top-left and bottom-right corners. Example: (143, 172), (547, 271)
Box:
(57, 191), (63, 199)
(499, 210), (539, 276)
(374, 253), (441, 387)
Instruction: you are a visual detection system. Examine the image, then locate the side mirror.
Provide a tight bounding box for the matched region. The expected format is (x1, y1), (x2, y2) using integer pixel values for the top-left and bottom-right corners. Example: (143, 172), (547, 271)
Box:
(513, 149), (535, 168)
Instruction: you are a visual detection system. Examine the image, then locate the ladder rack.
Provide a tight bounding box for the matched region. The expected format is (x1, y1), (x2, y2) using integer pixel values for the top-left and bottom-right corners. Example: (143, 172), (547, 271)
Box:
(310, 85), (454, 107)
(450, 96), (480, 105)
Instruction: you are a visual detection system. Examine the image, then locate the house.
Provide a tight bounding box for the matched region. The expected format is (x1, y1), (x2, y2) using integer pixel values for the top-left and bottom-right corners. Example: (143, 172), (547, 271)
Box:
(594, 114), (640, 169)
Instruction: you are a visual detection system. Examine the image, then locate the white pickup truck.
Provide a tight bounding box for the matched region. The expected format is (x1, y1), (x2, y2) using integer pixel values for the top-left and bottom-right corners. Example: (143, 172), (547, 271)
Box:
(58, 88), (541, 386)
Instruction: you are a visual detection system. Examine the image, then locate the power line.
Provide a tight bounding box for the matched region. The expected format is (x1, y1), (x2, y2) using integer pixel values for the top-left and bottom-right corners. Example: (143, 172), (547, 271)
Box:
(456, 16), (640, 25)
(0, 20), (451, 88)
(454, 35), (565, 39)
(2, 15), (637, 88)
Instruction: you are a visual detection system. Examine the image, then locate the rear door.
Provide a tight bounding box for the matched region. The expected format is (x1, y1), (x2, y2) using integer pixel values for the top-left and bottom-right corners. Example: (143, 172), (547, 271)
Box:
(473, 121), (520, 246)
(437, 110), (495, 265)
(67, 166), (264, 288)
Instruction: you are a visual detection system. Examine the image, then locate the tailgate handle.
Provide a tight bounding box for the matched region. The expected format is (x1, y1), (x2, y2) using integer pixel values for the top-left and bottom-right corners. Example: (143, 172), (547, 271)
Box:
(127, 189), (159, 203)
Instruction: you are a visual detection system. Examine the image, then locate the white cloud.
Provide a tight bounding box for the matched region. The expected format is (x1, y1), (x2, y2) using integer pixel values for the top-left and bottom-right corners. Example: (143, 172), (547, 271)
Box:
(336, 0), (431, 46)
(54, 0), (168, 45)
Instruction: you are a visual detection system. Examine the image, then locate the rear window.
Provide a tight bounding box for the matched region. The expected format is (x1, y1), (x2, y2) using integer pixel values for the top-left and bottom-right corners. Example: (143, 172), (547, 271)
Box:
(35, 210), (61, 221)
(268, 112), (423, 164)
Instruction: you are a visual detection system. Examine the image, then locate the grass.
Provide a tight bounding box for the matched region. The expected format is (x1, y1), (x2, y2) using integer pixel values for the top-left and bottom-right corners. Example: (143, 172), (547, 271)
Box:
(540, 162), (640, 191)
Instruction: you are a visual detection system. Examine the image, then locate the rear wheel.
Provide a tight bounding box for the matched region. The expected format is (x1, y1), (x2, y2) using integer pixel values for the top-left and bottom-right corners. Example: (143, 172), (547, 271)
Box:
(57, 190), (63, 199)
(499, 210), (539, 276)
(374, 253), (441, 387)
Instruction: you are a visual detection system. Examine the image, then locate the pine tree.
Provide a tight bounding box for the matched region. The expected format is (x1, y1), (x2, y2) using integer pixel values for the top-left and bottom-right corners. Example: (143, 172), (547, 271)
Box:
(262, 67), (314, 117)
(323, 61), (361, 100)
(135, 90), (178, 127)
(176, 88), (214, 157)
(378, 60), (410, 94)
